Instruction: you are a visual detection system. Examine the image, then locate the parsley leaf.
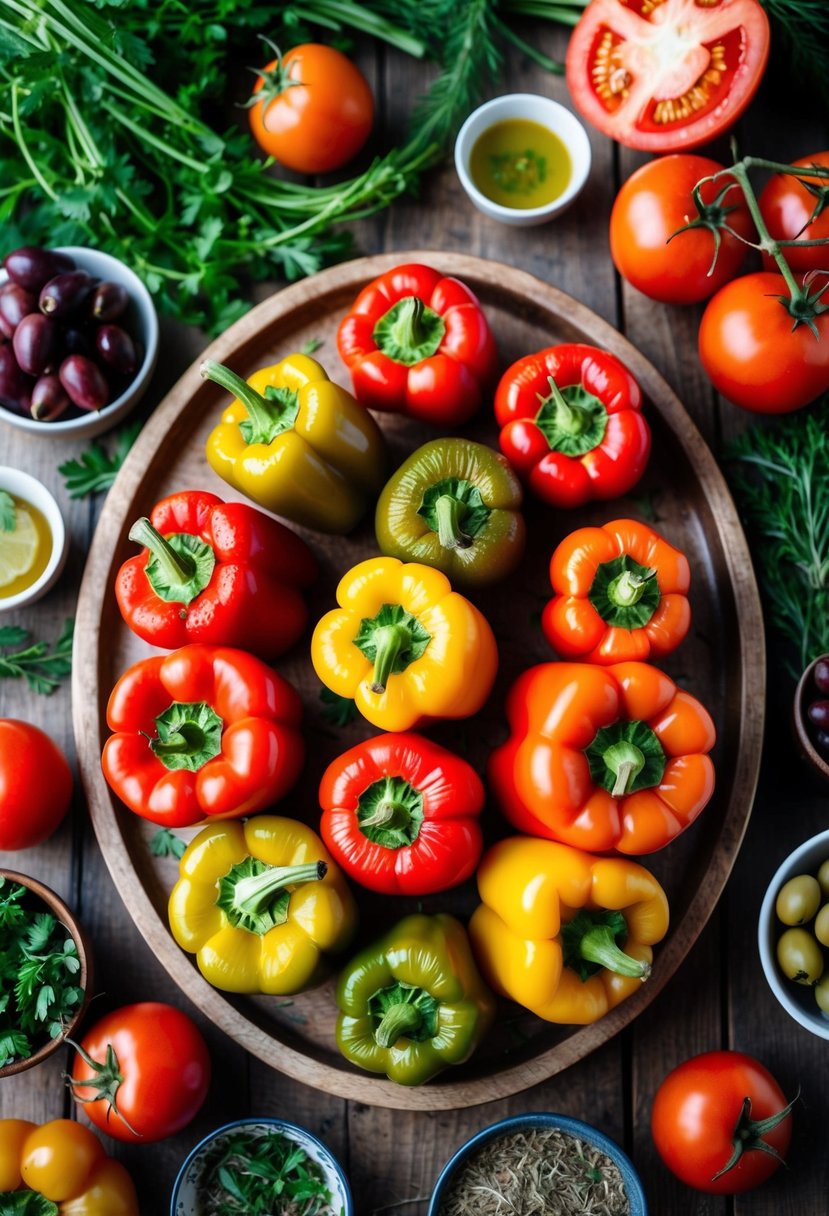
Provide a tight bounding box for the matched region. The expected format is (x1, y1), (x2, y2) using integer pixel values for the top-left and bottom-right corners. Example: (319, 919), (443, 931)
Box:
(0, 619), (74, 695)
(0, 492), (16, 532)
(58, 419), (142, 499)
(150, 828), (187, 859)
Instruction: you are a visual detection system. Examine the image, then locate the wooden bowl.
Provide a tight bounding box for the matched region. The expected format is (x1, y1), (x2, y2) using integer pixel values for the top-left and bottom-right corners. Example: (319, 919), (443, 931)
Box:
(0, 870), (93, 1077)
(793, 655), (829, 784)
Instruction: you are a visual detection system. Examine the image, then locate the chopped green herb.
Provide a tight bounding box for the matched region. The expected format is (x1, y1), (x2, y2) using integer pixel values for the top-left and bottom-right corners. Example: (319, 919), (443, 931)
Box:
(0, 879), (83, 1068)
(0, 1192), (59, 1215)
(301, 338), (324, 355)
(0, 492), (16, 533)
(319, 687), (358, 728)
(490, 148), (547, 193)
(150, 828), (187, 859)
(58, 420), (142, 499)
(200, 1127), (336, 1216)
(0, 618), (74, 695)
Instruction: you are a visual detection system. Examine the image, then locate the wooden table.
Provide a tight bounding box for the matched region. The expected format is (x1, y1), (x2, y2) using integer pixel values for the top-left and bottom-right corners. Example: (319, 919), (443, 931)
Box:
(2, 23), (828, 1215)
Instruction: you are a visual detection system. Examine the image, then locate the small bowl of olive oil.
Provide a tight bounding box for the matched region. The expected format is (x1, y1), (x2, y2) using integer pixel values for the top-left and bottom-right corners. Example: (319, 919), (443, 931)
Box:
(455, 94), (591, 226)
(0, 467), (67, 611)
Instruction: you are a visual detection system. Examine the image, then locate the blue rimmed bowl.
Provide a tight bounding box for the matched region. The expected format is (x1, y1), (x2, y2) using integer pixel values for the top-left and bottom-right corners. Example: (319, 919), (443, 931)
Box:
(170, 1118), (354, 1216)
(428, 1112), (648, 1215)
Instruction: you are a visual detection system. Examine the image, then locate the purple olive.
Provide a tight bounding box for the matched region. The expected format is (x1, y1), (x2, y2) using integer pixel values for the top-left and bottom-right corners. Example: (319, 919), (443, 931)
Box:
(0, 345), (34, 412)
(0, 282), (37, 339)
(12, 313), (61, 376)
(59, 354), (109, 411)
(808, 700), (829, 731)
(39, 270), (94, 319)
(89, 281), (129, 323)
(3, 247), (74, 293)
(63, 327), (94, 359)
(31, 373), (71, 422)
(814, 659), (829, 695)
(95, 324), (138, 377)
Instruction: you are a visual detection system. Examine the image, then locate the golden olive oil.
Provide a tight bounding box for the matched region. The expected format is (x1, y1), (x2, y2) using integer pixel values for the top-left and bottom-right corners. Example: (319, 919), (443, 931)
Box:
(470, 118), (572, 209)
(0, 495), (52, 598)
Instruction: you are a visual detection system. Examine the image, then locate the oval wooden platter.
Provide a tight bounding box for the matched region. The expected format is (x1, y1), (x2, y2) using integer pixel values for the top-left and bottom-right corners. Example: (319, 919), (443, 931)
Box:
(74, 252), (764, 1111)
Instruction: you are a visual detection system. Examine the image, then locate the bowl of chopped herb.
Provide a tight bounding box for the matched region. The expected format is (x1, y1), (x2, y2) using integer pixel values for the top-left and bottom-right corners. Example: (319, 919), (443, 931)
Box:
(428, 1112), (647, 1216)
(170, 1117), (354, 1216)
(0, 870), (92, 1077)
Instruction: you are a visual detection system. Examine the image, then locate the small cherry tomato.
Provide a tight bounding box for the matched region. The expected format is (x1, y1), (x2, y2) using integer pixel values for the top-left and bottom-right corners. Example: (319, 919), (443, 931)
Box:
(610, 155), (753, 304)
(21, 1119), (104, 1201)
(698, 272), (829, 413)
(248, 43), (373, 174)
(0, 719), (72, 850)
(651, 1050), (794, 1194)
(759, 152), (829, 273)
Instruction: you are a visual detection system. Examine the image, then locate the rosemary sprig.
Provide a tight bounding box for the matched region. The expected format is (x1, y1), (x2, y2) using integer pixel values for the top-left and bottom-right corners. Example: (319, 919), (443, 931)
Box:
(0, 619), (74, 695)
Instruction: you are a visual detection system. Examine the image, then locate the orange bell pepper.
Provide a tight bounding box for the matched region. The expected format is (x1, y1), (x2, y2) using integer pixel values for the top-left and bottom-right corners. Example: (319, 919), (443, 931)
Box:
(542, 518), (691, 663)
(488, 661), (716, 855)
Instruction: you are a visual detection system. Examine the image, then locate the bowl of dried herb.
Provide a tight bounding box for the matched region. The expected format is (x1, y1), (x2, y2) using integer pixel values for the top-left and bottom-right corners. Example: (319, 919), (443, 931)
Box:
(170, 1117), (354, 1216)
(428, 1112), (647, 1216)
(0, 870), (92, 1077)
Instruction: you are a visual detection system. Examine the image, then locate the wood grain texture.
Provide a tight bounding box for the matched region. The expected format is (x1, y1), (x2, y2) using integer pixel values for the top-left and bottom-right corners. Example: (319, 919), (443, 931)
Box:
(72, 251), (765, 1111)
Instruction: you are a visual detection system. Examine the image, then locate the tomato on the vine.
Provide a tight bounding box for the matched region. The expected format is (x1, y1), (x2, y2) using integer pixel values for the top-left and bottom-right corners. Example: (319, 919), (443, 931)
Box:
(68, 1002), (211, 1143)
(610, 155), (754, 304)
(651, 1050), (794, 1194)
(565, 0), (770, 152)
(0, 719), (72, 850)
(698, 271), (829, 413)
(248, 43), (374, 174)
(759, 152), (829, 274)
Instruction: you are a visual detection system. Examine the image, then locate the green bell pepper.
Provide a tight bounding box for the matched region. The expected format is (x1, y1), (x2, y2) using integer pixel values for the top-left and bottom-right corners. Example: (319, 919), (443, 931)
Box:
(374, 438), (526, 587)
(335, 912), (496, 1085)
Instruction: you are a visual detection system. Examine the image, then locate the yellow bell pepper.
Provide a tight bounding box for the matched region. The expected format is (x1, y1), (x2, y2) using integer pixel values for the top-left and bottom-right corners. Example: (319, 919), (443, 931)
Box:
(468, 835), (669, 1024)
(168, 816), (358, 994)
(201, 353), (386, 534)
(310, 556), (498, 731)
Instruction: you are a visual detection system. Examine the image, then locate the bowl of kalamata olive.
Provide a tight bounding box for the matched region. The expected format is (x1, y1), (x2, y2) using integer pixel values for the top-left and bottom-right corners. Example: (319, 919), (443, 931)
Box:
(0, 245), (158, 438)
(793, 654), (829, 785)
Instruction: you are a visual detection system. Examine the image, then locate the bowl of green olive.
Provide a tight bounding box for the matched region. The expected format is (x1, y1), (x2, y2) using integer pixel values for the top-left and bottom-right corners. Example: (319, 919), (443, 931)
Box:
(758, 829), (829, 1039)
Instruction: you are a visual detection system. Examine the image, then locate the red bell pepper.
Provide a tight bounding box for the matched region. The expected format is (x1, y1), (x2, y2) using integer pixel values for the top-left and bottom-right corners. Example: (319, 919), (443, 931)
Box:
(495, 343), (651, 508)
(337, 262), (498, 426)
(318, 732), (484, 895)
(101, 644), (304, 827)
(115, 490), (317, 659)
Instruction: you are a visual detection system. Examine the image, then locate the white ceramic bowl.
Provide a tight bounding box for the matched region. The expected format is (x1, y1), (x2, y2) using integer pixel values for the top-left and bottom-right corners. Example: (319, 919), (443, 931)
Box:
(758, 828), (829, 1039)
(454, 93), (592, 226)
(0, 467), (67, 611)
(0, 245), (158, 439)
(170, 1118), (354, 1216)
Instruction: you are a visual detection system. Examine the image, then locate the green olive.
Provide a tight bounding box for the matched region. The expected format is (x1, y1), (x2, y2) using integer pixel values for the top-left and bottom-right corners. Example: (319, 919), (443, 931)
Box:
(775, 874), (822, 925)
(818, 858), (829, 900)
(815, 905), (829, 947)
(815, 973), (829, 1016)
(777, 928), (825, 985)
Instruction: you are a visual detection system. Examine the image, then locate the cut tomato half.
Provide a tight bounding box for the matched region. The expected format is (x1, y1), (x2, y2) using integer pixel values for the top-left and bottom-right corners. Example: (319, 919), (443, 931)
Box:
(565, 0), (770, 152)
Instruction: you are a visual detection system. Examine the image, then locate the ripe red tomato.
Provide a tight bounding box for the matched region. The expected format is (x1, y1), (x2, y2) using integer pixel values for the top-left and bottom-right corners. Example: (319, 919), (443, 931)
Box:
(610, 155), (754, 304)
(698, 271), (829, 413)
(248, 43), (374, 174)
(69, 1002), (210, 1142)
(758, 152), (829, 273)
(0, 719), (72, 850)
(651, 1050), (793, 1194)
(565, 0), (770, 152)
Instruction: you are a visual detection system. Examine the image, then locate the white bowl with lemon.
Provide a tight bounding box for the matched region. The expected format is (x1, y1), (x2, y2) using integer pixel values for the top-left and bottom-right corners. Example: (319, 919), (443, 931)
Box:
(0, 468), (67, 610)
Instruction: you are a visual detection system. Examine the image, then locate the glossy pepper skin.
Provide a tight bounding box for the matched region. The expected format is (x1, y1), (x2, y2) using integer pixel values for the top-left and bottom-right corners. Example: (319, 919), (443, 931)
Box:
(319, 732), (484, 896)
(0, 1118), (138, 1213)
(101, 644), (304, 828)
(335, 912), (495, 1085)
(543, 518), (691, 663)
(375, 438), (526, 588)
(201, 352), (386, 533)
(489, 661), (716, 855)
(169, 816), (357, 994)
(337, 263), (499, 425)
(311, 556), (498, 731)
(114, 490), (317, 658)
(495, 343), (651, 508)
(469, 836), (669, 1024)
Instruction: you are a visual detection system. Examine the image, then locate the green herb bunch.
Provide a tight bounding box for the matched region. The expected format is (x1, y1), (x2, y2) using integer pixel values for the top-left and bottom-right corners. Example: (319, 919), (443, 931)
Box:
(0, 619), (74, 695)
(0, 879), (84, 1068)
(201, 1128), (335, 1216)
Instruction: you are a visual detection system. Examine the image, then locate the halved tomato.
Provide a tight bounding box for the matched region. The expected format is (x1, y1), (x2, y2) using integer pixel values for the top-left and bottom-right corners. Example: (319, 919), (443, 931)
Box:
(565, 0), (770, 152)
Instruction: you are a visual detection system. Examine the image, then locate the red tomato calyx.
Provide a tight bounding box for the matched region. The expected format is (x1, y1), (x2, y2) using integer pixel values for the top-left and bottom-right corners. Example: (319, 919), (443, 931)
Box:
(713, 1091), (799, 1182)
(65, 1038), (141, 1139)
(668, 179), (749, 281)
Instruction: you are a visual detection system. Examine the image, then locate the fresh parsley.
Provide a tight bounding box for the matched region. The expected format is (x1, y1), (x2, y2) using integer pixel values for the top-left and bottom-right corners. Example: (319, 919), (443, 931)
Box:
(150, 828), (187, 859)
(58, 419), (142, 499)
(199, 1128), (335, 1216)
(0, 879), (84, 1069)
(0, 618), (74, 695)
(0, 492), (16, 533)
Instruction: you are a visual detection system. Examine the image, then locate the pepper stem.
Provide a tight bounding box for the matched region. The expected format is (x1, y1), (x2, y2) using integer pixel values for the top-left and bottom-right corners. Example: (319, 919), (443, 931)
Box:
(130, 518), (193, 579)
(372, 295), (446, 365)
(603, 741), (646, 796)
(231, 861), (327, 917)
(434, 493), (472, 550)
(369, 624), (410, 694)
(374, 1001), (425, 1047)
(545, 376), (587, 435)
(608, 567), (655, 608)
(579, 923), (650, 980)
(561, 909), (650, 982)
(200, 359), (299, 445)
(129, 517), (216, 606)
(360, 800), (408, 830)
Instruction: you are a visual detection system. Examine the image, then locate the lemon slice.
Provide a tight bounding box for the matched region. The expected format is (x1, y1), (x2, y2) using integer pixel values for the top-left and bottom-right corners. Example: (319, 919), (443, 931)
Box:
(0, 505), (41, 588)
